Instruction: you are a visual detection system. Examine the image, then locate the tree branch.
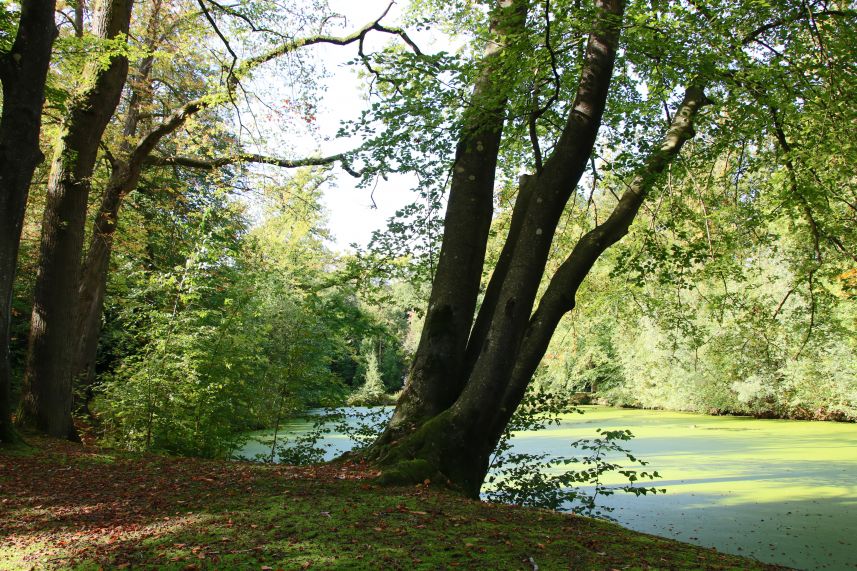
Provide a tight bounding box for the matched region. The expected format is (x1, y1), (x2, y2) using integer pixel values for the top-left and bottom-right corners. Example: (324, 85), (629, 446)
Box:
(741, 8), (854, 46)
(122, 6), (414, 186)
(196, 0), (238, 79)
(527, 0), (562, 173)
(202, 0), (283, 38)
(768, 105), (823, 263)
(230, 2), (422, 91)
(147, 151), (359, 174)
(500, 86), (711, 415)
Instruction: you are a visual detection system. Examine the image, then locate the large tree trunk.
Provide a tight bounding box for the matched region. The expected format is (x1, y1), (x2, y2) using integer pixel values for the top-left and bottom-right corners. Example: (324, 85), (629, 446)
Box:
(372, 0), (710, 497)
(73, 0), (162, 404)
(0, 0), (57, 444)
(19, 0), (133, 438)
(374, 0), (626, 495)
(380, 0), (529, 440)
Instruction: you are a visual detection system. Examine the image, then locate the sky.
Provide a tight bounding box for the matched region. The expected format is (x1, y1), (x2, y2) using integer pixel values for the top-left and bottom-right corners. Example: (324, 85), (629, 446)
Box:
(280, 0), (433, 251)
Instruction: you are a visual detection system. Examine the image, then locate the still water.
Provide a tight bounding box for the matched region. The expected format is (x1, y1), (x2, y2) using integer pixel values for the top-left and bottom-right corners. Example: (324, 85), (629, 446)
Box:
(237, 406), (857, 571)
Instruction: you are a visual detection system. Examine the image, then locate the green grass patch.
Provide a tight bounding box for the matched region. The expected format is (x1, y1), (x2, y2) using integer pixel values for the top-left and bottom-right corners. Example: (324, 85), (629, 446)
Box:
(0, 437), (788, 570)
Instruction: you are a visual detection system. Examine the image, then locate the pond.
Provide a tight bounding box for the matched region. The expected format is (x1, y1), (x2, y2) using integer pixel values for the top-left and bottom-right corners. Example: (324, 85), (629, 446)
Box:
(236, 405), (857, 571)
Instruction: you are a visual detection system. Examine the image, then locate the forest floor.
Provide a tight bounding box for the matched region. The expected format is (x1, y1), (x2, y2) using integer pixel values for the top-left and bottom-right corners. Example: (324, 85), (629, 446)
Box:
(1, 437), (790, 570)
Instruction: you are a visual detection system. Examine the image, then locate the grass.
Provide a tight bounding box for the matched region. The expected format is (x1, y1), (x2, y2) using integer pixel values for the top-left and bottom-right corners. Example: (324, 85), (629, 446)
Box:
(0, 437), (790, 570)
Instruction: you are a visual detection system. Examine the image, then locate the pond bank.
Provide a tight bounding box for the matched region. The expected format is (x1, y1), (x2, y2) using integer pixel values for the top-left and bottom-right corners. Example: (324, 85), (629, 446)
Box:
(1, 437), (787, 570)
(578, 395), (855, 423)
(239, 405), (857, 570)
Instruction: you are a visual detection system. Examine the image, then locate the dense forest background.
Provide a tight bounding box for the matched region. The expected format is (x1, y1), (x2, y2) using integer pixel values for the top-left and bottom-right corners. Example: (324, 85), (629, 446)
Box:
(2, 0), (854, 458)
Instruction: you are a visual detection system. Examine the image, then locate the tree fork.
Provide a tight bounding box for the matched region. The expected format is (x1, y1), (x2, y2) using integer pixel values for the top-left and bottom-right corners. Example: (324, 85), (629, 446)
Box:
(447, 0), (624, 441)
(462, 175), (536, 380)
(369, 0), (625, 489)
(372, 86), (709, 497)
(378, 0), (530, 441)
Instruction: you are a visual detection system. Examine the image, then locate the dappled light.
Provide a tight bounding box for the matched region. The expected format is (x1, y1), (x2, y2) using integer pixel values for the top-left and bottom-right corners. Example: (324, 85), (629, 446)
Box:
(2, 438), (787, 570)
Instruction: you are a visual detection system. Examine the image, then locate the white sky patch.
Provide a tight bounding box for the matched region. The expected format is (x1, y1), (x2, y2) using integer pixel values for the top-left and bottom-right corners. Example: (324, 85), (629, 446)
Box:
(316, 0), (456, 251)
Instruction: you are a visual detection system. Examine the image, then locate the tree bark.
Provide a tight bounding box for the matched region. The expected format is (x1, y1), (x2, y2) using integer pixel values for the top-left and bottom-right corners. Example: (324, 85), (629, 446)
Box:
(19, 0), (133, 438)
(379, 0), (529, 441)
(0, 0), (58, 443)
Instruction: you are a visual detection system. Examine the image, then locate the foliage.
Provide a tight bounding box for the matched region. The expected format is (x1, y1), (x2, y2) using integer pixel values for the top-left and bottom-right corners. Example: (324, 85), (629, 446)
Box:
(347, 342), (390, 406)
(352, 0), (857, 429)
(485, 391), (663, 519)
(259, 406), (392, 465)
(526, 137), (857, 419)
(89, 165), (413, 456)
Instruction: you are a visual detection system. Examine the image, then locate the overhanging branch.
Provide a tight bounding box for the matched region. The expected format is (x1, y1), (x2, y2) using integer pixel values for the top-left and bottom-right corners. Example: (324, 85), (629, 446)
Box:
(126, 4), (420, 180)
(147, 151), (365, 177)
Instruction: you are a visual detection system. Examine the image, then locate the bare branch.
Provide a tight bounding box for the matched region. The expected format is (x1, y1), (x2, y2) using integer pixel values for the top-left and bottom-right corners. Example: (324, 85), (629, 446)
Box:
(202, 0), (283, 37)
(527, 0), (562, 173)
(196, 0), (239, 80)
(772, 288), (793, 321)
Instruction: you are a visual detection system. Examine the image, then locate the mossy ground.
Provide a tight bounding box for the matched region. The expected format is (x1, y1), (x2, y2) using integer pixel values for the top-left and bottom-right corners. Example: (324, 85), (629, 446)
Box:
(1, 437), (789, 570)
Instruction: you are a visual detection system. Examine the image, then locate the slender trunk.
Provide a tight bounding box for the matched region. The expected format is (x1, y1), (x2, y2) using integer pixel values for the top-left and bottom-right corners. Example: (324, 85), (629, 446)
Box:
(73, 177), (123, 402)
(270, 385), (284, 463)
(19, 0), (133, 438)
(74, 0), (85, 37)
(0, 0), (57, 443)
(381, 0), (529, 439)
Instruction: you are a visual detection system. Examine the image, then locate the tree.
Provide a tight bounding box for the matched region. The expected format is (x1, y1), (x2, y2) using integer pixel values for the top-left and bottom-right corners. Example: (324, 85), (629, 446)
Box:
(19, 0), (134, 439)
(71, 0), (167, 409)
(0, 0), (57, 443)
(348, 341), (388, 406)
(363, 0), (853, 496)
